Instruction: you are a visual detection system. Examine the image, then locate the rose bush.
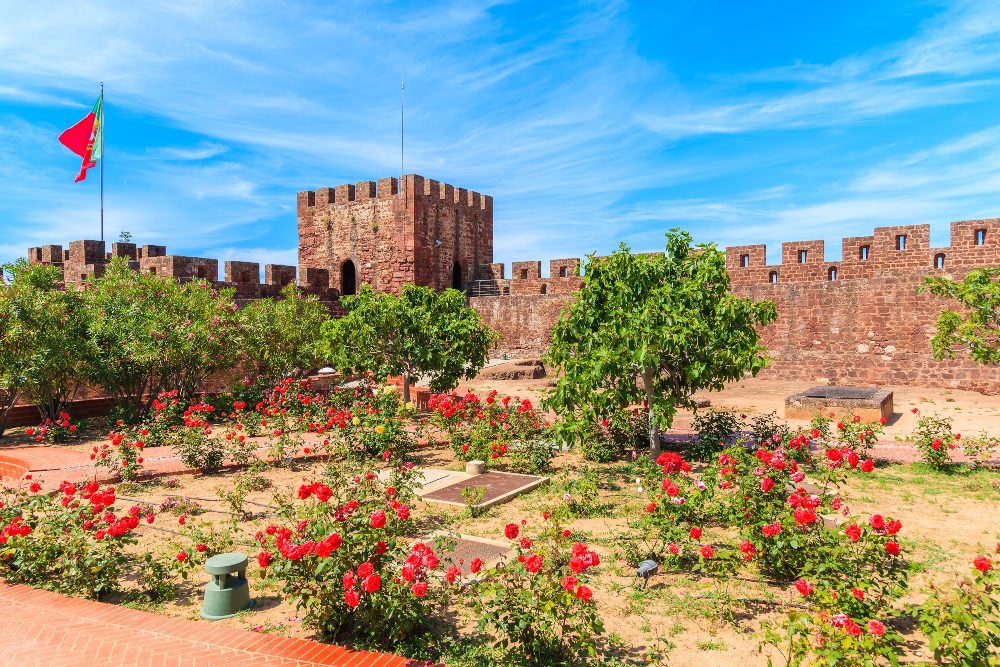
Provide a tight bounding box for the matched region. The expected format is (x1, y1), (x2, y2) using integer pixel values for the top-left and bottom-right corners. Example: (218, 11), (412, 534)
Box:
(0, 479), (155, 598)
(256, 459), (440, 647)
(428, 390), (553, 473)
(465, 517), (605, 666)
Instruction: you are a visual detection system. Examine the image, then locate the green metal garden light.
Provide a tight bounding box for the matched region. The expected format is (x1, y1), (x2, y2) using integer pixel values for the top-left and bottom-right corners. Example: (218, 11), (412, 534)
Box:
(200, 552), (253, 620)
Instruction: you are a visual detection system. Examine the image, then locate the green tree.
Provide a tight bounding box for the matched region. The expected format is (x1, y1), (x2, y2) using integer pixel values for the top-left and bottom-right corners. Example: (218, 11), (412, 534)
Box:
(544, 230), (777, 455)
(320, 284), (498, 402)
(920, 268), (1000, 365)
(237, 284), (329, 378)
(83, 258), (242, 418)
(0, 260), (93, 432)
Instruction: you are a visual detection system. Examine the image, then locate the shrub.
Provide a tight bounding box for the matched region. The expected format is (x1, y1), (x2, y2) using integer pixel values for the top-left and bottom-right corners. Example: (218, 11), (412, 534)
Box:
(0, 480), (154, 598)
(24, 412), (81, 444)
(236, 283), (329, 378)
(813, 412), (885, 459)
(915, 553), (1000, 666)
(761, 606), (899, 667)
(257, 461), (444, 649)
(963, 431), (999, 469)
(0, 259), (93, 426)
(910, 410), (958, 469)
(83, 258), (241, 419)
(583, 409), (648, 462)
(691, 410), (742, 460)
(429, 390), (553, 473)
(466, 518), (605, 666)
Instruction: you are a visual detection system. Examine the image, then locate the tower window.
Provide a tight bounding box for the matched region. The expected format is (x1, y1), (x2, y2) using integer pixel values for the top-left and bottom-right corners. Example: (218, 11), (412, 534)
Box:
(540, 283), (548, 295)
(768, 271), (778, 283)
(559, 266), (568, 278)
(520, 268), (528, 279)
(341, 259), (357, 296)
(798, 250), (807, 264)
(452, 262), (463, 290)
(828, 267), (838, 281)
(896, 235), (906, 250)
(975, 229), (987, 246)
(740, 254), (750, 267)
(859, 245), (870, 260)
(934, 253), (945, 269)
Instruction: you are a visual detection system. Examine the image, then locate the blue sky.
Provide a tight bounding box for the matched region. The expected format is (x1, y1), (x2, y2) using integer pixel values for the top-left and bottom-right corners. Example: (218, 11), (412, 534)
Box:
(2, 0), (1000, 273)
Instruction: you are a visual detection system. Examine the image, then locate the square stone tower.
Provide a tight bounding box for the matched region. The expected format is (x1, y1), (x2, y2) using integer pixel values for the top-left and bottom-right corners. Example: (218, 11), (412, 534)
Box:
(297, 174), (493, 296)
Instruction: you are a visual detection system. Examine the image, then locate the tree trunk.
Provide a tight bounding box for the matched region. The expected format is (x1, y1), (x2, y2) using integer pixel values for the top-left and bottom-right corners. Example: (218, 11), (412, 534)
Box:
(402, 374), (411, 404)
(641, 367), (658, 457)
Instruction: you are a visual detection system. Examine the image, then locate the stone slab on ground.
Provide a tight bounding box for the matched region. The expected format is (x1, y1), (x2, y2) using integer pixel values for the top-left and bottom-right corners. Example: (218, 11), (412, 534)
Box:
(785, 385), (893, 422)
(421, 471), (548, 510)
(0, 581), (411, 666)
(425, 532), (511, 576)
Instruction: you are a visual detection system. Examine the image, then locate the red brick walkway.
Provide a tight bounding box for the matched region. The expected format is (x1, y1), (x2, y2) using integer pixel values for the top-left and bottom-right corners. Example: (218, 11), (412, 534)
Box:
(0, 582), (413, 667)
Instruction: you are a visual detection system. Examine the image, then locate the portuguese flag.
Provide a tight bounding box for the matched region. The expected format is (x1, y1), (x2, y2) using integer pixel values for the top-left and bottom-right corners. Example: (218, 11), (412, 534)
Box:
(59, 97), (103, 182)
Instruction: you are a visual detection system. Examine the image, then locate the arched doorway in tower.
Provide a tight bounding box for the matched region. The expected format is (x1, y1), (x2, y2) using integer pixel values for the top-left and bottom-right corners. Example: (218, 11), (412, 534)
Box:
(452, 262), (463, 290)
(341, 259), (357, 296)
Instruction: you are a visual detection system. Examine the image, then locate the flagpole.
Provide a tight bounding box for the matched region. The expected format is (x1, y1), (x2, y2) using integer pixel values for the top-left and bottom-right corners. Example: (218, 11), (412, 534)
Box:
(399, 79), (406, 194)
(100, 82), (104, 242)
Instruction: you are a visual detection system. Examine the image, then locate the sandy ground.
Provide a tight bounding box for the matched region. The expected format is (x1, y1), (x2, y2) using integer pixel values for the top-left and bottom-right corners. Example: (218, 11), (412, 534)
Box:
(463, 372), (1000, 440)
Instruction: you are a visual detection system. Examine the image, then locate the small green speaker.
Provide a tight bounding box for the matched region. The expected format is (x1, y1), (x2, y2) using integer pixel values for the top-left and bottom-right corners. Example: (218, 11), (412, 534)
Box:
(199, 552), (253, 620)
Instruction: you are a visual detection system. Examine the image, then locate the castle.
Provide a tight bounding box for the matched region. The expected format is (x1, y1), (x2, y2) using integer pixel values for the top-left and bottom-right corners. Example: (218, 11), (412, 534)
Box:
(28, 175), (1000, 394)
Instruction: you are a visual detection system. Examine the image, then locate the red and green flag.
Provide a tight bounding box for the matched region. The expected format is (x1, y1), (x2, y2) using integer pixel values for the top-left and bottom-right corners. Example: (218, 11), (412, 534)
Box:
(58, 97), (103, 182)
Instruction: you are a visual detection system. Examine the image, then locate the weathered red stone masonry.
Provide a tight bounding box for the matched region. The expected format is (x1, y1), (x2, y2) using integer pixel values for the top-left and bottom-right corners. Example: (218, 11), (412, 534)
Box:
(28, 177), (1000, 394)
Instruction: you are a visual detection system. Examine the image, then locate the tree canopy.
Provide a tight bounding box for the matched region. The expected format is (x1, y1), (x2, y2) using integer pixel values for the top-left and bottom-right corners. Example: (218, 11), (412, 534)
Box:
(920, 268), (1000, 365)
(237, 283), (329, 379)
(82, 258), (242, 417)
(544, 230), (777, 455)
(320, 284), (498, 402)
(0, 260), (93, 431)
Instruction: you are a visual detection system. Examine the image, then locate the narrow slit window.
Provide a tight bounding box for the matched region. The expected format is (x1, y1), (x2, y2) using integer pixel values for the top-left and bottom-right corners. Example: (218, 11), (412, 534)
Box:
(935, 253), (945, 269)
(520, 268), (528, 279)
(768, 271), (778, 283)
(828, 267), (838, 281)
(798, 250), (807, 264)
(740, 254), (750, 267)
(559, 266), (568, 278)
(975, 229), (986, 246)
(896, 235), (906, 250)
(859, 245), (870, 260)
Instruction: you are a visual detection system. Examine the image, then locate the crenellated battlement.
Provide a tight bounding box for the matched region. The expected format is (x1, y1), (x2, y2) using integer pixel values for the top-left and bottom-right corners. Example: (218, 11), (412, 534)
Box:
(298, 174), (492, 211)
(726, 220), (998, 285)
(27, 239), (299, 301)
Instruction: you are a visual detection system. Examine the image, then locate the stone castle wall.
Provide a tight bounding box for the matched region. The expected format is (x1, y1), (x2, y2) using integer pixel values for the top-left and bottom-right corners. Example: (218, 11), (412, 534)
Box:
(468, 219), (1000, 394)
(26, 175), (1000, 395)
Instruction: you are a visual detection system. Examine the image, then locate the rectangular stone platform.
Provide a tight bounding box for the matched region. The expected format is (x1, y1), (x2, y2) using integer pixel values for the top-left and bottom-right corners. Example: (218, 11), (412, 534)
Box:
(785, 385), (893, 422)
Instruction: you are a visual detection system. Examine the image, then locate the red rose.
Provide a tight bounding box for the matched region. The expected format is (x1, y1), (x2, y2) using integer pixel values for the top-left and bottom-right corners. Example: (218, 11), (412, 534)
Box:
(369, 510), (386, 529)
(504, 523), (519, 540)
(795, 578), (813, 596)
(974, 556), (992, 573)
(845, 524), (861, 542)
(524, 554), (544, 573)
(344, 589), (361, 608)
(562, 575), (577, 591)
(852, 587), (864, 600)
(257, 551), (272, 568)
(867, 620), (886, 636)
(196, 544), (207, 553)
(861, 459), (874, 473)
(885, 541), (900, 555)
(760, 478), (774, 493)
(363, 574), (381, 593)
(700, 545), (713, 559)
(176, 551), (188, 562)
(411, 581), (428, 597)
(689, 527), (702, 540)
(575, 585), (593, 602)
(470, 557), (483, 574)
